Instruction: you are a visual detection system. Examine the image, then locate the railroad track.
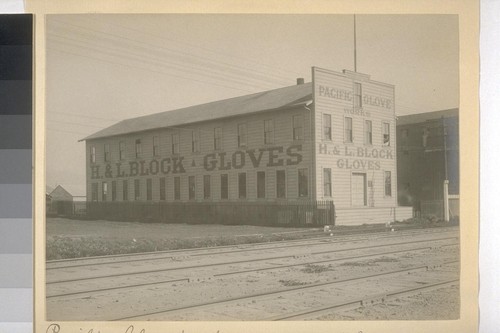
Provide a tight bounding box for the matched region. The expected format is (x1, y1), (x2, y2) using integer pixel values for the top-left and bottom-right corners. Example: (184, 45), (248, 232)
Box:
(46, 226), (459, 270)
(46, 226), (460, 321)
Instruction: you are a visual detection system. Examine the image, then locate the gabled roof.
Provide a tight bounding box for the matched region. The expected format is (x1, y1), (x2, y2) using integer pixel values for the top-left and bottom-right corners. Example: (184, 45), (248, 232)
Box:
(396, 108), (458, 126)
(82, 82), (313, 141)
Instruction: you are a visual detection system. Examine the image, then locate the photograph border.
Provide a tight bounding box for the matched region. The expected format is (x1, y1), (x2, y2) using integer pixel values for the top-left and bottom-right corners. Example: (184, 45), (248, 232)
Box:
(30, 1), (479, 332)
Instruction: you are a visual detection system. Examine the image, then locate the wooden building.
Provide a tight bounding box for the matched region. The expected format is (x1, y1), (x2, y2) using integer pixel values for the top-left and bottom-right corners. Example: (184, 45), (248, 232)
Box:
(396, 109), (459, 219)
(82, 67), (412, 225)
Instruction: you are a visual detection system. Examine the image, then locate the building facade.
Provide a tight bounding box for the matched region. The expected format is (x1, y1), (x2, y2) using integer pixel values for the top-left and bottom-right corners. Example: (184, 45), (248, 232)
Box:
(83, 67), (412, 225)
(396, 109), (459, 219)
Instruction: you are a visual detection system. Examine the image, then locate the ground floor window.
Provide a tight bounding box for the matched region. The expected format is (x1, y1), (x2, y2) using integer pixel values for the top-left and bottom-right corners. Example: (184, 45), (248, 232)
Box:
(134, 179), (140, 201)
(221, 174), (228, 199)
(102, 182), (108, 201)
(111, 181), (116, 201)
(298, 168), (308, 197)
(91, 183), (98, 201)
(122, 180), (128, 201)
(146, 178), (152, 201)
(385, 171), (392, 196)
(323, 168), (332, 197)
(257, 171), (266, 199)
(276, 170), (286, 198)
(204, 175), (211, 199)
(238, 172), (246, 199)
(160, 177), (166, 200)
(174, 176), (181, 200)
(188, 176), (196, 200)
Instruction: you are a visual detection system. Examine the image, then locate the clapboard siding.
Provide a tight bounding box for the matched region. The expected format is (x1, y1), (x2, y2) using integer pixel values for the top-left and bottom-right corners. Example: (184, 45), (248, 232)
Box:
(312, 67), (398, 222)
(86, 106), (313, 202)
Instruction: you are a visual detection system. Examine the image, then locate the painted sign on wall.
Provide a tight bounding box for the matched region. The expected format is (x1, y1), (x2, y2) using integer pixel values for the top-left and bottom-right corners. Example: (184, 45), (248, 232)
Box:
(318, 143), (393, 170)
(90, 145), (303, 179)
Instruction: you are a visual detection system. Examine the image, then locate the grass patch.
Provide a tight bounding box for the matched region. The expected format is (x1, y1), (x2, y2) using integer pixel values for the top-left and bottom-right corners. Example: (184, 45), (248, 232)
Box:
(340, 256), (399, 267)
(279, 279), (309, 287)
(301, 264), (334, 274)
(46, 232), (322, 260)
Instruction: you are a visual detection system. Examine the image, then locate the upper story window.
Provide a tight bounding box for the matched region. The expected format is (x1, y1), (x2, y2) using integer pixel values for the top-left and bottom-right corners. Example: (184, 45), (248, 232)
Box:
(365, 120), (373, 145)
(264, 119), (274, 144)
(135, 139), (142, 158)
(323, 114), (332, 141)
(214, 127), (222, 150)
(104, 144), (110, 162)
(383, 122), (391, 146)
(192, 130), (200, 153)
(153, 136), (159, 156)
(292, 115), (303, 141)
(119, 141), (125, 160)
(90, 146), (96, 163)
(354, 82), (362, 108)
(345, 117), (353, 143)
(172, 133), (180, 154)
(238, 123), (247, 147)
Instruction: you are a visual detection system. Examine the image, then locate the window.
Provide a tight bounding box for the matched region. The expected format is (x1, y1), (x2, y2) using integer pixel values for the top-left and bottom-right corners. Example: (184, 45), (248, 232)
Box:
(134, 179), (140, 200)
(276, 170), (286, 198)
(91, 183), (98, 201)
(323, 168), (332, 197)
(345, 117), (353, 143)
(192, 130), (200, 153)
(172, 133), (180, 154)
(238, 173), (246, 199)
(293, 115), (303, 140)
(204, 175), (211, 199)
(146, 178), (152, 201)
(298, 168), (308, 197)
(174, 177), (181, 200)
(122, 180), (128, 201)
(160, 177), (166, 201)
(221, 174), (228, 199)
(188, 176), (195, 200)
(104, 144), (110, 162)
(90, 146), (96, 163)
(257, 171), (266, 199)
(214, 127), (222, 150)
(383, 122), (391, 146)
(323, 114), (331, 140)
(111, 181), (116, 201)
(238, 123), (247, 147)
(354, 82), (362, 108)
(384, 171), (392, 196)
(153, 136), (159, 156)
(102, 182), (108, 201)
(365, 120), (372, 145)
(119, 141), (125, 160)
(135, 139), (142, 158)
(264, 119), (274, 144)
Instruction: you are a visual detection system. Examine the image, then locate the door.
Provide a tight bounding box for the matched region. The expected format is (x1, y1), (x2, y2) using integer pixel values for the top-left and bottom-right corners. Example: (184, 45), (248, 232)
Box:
(351, 173), (367, 206)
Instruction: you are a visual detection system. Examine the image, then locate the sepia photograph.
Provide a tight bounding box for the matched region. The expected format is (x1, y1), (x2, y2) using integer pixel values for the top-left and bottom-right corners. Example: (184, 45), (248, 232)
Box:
(43, 12), (464, 324)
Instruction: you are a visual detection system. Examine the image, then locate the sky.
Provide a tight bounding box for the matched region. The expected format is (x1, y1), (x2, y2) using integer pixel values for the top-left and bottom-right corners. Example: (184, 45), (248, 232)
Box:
(45, 14), (459, 196)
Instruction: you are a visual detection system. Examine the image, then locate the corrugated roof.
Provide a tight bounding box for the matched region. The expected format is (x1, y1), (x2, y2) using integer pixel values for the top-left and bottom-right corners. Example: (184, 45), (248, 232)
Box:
(396, 108), (458, 126)
(82, 82), (313, 141)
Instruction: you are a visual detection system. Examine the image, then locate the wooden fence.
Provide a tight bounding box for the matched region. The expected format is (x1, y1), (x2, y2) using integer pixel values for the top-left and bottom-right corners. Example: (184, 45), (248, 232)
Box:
(81, 200), (336, 227)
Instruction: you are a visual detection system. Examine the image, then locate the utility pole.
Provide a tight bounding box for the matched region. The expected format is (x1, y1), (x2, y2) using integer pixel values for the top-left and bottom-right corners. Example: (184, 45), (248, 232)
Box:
(354, 14), (357, 72)
(442, 116), (449, 222)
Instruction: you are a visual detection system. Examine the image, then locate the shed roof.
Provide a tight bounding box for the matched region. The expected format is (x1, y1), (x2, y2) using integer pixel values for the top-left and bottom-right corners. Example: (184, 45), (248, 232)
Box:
(396, 108), (458, 126)
(82, 82), (313, 141)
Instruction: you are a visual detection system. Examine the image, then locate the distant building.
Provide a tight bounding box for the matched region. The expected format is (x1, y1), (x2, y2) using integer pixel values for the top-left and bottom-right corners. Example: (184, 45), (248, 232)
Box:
(396, 109), (459, 219)
(47, 185), (74, 216)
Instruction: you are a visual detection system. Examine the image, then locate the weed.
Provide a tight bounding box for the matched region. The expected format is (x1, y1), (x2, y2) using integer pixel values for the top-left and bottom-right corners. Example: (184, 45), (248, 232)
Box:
(301, 264), (334, 274)
(279, 279), (308, 286)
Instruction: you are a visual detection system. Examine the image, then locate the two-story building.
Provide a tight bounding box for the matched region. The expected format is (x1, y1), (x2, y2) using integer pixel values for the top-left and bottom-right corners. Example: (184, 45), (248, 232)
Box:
(82, 67), (412, 225)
